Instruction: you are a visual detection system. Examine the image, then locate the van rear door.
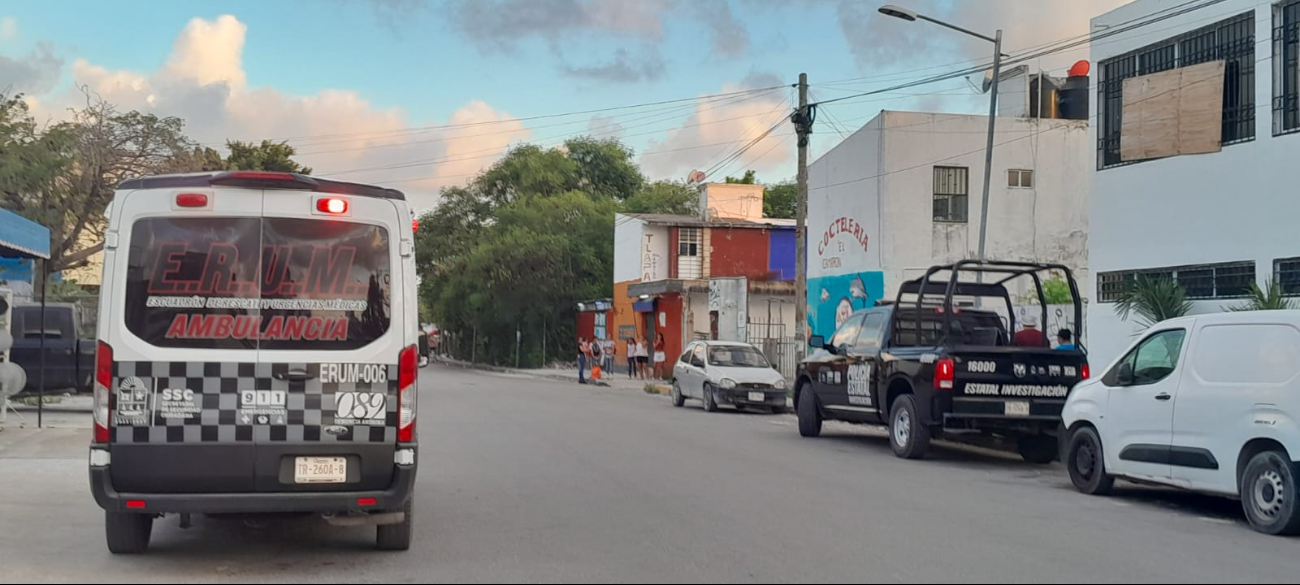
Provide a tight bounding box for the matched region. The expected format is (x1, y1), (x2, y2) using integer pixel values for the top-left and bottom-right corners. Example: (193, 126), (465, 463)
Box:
(252, 191), (408, 492)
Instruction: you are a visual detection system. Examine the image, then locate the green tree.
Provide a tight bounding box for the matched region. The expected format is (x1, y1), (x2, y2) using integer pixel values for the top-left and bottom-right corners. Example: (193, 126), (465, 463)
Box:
(763, 181), (797, 219)
(224, 139), (312, 174)
(621, 180), (698, 215)
(1114, 277), (1194, 329)
(565, 137), (642, 199)
(1228, 280), (1297, 311)
(724, 170), (757, 184)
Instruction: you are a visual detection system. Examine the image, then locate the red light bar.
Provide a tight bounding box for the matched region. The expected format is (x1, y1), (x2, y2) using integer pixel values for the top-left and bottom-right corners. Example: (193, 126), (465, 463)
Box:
(357, 498), (378, 507)
(317, 197), (349, 215)
(175, 193), (209, 208)
(228, 171), (298, 181)
(126, 500), (147, 510)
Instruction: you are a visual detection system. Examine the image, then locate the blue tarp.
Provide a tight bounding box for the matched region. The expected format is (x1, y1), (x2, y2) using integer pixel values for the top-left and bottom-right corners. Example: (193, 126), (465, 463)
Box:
(0, 208), (50, 259)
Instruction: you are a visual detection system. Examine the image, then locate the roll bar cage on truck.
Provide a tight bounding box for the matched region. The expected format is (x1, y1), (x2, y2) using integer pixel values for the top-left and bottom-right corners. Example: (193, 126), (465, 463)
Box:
(795, 260), (1089, 463)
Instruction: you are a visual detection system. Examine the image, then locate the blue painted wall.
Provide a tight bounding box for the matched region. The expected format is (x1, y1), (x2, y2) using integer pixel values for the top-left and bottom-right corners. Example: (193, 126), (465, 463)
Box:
(767, 228), (797, 281)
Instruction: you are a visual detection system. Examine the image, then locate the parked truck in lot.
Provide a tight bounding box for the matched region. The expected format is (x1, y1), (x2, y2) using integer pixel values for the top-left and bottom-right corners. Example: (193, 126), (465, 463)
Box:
(10, 303), (95, 392)
(795, 261), (1089, 463)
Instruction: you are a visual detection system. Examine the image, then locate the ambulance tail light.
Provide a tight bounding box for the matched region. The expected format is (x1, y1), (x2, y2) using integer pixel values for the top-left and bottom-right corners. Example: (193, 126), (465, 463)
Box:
(93, 341), (112, 444)
(1081, 362), (1091, 380)
(398, 345), (418, 443)
(934, 358), (955, 391)
(316, 197), (349, 215)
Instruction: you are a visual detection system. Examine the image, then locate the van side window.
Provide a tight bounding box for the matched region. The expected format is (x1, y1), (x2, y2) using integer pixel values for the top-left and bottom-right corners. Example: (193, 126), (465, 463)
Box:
(1106, 329), (1187, 386)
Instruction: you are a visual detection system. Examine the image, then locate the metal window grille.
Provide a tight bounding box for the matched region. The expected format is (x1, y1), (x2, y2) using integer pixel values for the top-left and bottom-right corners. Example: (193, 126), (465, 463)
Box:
(678, 227), (703, 279)
(1097, 261), (1257, 302)
(1097, 12), (1256, 169)
(933, 166), (969, 223)
(1276, 257), (1300, 295)
(1277, 0), (1300, 135)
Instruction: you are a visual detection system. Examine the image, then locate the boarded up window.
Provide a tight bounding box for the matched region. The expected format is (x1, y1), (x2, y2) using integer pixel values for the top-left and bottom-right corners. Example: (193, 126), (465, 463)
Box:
(1120, 60), (1225, 161)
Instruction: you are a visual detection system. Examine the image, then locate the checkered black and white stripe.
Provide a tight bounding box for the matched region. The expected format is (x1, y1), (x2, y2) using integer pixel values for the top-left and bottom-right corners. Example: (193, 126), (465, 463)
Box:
(110, 361), (399, 445)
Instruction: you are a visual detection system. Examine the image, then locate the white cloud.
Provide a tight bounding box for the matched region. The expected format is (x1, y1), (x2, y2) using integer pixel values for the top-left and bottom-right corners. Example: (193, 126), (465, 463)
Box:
(28, 15), (529, 210)
(0, 42), (63, 94)
(1, 17), (16, 41)
(640, 84), (791, 181)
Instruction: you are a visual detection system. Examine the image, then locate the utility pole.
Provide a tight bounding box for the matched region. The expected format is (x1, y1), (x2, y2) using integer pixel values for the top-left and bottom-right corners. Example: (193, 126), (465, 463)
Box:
(792, 73), (812, 357)
(975, 30), (1004, 265)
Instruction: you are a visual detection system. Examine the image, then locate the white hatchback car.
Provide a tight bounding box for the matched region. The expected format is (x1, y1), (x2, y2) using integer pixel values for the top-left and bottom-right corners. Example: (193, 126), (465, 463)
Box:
(1062, 311), (1300, 535)
(672, 341), (788, 413)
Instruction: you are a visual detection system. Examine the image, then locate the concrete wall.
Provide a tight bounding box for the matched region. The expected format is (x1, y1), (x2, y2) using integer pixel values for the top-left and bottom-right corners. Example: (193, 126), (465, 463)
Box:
(1087, 0), (1299, 366)
(701, 183), (764, 221)
(768, 228), (797, 281)
(613, 215), (645, 284)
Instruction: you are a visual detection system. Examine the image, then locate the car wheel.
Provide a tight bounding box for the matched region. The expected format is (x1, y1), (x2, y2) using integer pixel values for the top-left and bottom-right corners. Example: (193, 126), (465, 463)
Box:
(1018, 435), (1058, 465)
(1240, 451), (1300, 536)
(797, 387), (822, 438)
(1066, 426), (1114, 495)
(703, 384), (718, 413)
(105, 512), (153, 554)
(889, 394), (930, 460)
(671, 383), (686, 408)
(377, 498), (414, 551)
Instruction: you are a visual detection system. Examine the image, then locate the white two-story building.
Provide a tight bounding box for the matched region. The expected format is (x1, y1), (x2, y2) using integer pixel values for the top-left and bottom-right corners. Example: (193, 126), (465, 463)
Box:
(1088, 0), (1300, 365)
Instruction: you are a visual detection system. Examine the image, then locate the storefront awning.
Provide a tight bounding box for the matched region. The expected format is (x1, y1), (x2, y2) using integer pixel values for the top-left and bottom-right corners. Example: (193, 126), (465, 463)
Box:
(0, 208), (50, 260)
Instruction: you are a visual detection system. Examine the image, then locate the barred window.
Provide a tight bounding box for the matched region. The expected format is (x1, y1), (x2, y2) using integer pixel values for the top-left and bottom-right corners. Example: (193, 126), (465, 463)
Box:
(678, 227), (703, 280)
(1277, 0), (1300, 135)
(1098, 12), (1256, 169)
(1277, 257), (1300, 295)
(933, 166), (968, 223)
(1098, 261), (1257, 302)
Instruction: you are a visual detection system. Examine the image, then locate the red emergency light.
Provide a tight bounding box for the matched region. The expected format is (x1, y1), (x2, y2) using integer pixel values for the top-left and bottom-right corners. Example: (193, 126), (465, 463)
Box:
(316, 197), (349, 215)
(175, 193), (209, 208)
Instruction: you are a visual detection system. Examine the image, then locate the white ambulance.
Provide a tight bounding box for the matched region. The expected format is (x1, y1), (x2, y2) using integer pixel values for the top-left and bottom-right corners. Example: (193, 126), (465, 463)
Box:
(88, 171), (420, 553)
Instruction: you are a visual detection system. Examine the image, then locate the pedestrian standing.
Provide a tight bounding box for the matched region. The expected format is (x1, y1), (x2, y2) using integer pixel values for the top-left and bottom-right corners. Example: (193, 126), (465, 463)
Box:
(603, 338), (615, 375)
(577, 337), (590, 384)
(626, 338), (637, 378)
(635, 338), (649, 380)
(653, 332), (667, 380)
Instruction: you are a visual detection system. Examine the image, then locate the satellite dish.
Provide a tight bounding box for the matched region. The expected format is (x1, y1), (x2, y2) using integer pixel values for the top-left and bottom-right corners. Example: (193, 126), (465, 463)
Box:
(687, 170), (707, 184)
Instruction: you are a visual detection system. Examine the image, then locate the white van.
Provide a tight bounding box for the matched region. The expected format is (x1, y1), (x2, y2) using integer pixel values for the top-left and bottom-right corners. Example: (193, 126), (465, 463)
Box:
(88, 171), (420, 553)
(1062, 311), (1300, 535)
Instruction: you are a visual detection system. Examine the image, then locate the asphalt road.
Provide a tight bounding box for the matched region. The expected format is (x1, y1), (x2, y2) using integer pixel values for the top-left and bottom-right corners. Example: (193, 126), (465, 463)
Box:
(0, 364), (1295, 583)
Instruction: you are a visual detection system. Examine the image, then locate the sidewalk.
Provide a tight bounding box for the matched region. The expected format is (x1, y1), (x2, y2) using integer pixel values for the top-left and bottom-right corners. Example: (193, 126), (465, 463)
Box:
(437, 358), (671, 393)
(10, 394), (93, 414)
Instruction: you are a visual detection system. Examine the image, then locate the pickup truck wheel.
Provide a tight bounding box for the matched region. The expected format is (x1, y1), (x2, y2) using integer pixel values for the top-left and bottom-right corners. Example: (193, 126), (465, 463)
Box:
(1067, 426), (1114, 495)
(105, 512), (153, 554)
(1017, 435), (1058, 465)
(797, 388), (822, 438)
(889, 395), (930, 460)
(1241, 451), (1300, 536)
(376, 498), (414, 551)
(703, 384), (718, 413)
(671, 383), (686, 408)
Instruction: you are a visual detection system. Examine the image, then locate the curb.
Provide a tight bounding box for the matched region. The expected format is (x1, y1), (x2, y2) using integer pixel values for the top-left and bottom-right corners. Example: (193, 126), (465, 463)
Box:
(434, 357), (673, 393)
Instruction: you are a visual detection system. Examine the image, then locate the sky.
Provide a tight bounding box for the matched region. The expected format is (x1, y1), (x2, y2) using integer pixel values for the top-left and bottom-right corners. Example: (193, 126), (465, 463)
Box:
(0, 0), (1131, 211)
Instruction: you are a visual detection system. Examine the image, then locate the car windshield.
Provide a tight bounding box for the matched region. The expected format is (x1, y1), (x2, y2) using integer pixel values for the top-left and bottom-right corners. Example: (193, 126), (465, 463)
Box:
(708, 346), (770, 367)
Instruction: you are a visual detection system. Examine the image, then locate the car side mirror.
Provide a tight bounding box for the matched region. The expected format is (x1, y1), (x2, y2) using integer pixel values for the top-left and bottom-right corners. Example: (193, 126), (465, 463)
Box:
(1117, 363), (1135, 386)
(810, 335), (827, 350)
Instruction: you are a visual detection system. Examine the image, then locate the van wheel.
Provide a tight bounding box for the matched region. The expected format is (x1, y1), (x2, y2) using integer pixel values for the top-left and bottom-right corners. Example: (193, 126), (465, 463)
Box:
(1241, 451), (1300, 536)
(1018, 435), (1058, 465)
(105, 512), (153, 554)
(671, 383), (685, 408)
(797, 387), (822, 438)
(889, 395), (930, 460)
(703, 384), (718, 413)
(377, 498), (414, 551)
(1067, 426), (1114, 495)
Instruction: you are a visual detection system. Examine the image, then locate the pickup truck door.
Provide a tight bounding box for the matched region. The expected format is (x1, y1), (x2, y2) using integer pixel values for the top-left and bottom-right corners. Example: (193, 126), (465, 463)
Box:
(840, 311), (888, 419)
(817, 313), (865, 417)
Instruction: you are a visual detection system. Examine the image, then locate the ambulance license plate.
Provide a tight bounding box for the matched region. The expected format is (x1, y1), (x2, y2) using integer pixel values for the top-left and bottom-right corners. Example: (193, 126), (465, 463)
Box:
(295, 457), (348, 484)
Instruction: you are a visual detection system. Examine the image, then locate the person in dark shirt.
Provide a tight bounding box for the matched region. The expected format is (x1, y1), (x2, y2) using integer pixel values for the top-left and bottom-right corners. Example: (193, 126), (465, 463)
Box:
(1056, 328), (1077, 351)
(1013, 314), (1050, 348)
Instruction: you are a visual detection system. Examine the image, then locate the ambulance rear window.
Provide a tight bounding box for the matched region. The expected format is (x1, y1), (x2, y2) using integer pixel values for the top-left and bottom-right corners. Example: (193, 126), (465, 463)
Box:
(124, 217), (391, 350)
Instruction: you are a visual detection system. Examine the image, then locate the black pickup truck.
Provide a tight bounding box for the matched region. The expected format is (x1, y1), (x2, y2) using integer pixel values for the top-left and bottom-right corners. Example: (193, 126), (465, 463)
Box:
(10, 303), (95, 392)
(795, 261), (1089, 463)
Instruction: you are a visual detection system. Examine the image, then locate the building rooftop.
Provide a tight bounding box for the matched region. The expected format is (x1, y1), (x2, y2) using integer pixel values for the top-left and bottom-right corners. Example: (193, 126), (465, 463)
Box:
(620, 213), (795, 229)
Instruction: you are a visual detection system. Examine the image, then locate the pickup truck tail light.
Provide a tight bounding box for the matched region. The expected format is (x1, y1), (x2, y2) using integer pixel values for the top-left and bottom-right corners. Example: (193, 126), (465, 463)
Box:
(93, 341), (112, 443)
(934, 358), (955, 391)
(398, 345), (418, 443)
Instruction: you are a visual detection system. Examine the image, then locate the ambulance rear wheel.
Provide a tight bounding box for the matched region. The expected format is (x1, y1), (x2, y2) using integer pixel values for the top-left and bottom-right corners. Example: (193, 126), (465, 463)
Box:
(106, 512), (153, 554)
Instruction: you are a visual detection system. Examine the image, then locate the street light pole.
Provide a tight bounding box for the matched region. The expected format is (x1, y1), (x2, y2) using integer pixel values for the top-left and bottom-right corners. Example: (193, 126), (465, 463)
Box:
(976, 30), (1003, 264)
(878, 5), (1003, 263)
